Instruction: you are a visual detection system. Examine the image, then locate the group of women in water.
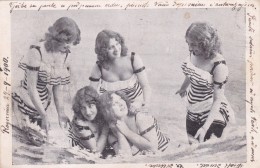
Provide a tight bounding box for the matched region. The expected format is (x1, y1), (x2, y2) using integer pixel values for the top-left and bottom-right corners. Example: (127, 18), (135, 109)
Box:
(12, 17), (235, 157)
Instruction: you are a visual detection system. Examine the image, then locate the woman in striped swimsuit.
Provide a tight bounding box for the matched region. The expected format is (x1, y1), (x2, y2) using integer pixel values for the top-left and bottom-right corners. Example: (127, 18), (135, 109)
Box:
(99, 91), (170, 156)
(12, 17), (81, 145)
(68, 86), (114, 157)
(89, 30), (151, 113)
(176, 22), (235, 143)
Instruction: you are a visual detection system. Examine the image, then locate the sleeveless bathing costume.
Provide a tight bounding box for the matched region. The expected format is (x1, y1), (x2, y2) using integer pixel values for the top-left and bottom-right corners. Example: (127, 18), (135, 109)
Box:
(181, 56), (235, 141)
(67, 117), (115, 157)
(67, 115), (104, 149)
(12, 43), (71, 126)
(110, 113), (170, 155)
(89, 52), (145, 105)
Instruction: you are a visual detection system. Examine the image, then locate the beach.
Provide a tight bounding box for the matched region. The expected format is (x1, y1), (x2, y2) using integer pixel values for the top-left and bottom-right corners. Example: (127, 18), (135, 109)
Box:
(11, 8), (246, 164)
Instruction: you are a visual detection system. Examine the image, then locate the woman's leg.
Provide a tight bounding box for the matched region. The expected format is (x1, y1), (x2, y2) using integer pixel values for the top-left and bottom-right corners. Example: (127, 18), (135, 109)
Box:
(12, 100), (27, 129)
(186, 115), (202, 144)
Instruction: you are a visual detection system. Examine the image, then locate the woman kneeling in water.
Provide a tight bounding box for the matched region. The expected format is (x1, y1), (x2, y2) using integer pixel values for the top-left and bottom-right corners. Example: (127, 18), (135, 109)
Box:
(68, 86), (112, 156)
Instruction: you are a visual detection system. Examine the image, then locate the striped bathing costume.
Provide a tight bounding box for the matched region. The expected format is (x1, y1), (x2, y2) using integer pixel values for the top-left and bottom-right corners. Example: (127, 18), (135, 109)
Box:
(67, 115), (104, 149)
(68, 121), (100, 150)
(89, 52), (144, 107)
(138, 116), (170, 153)
(12, 43), (70, 126)
(181, 56), (234, 141)
(110, 113), (170, 155)
(67, 117), (115, 157)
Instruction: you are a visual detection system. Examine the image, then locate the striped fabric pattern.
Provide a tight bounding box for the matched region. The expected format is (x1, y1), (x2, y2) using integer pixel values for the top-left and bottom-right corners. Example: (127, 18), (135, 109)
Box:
(13, 61), (70, 117)
(19, 62), (70, 85)
(12, 92), (49, 117)
(139, 117), (170, 152)
(13, 63), (50, 116)
(153, 118), (170, 152)
(99, 75), (143, 103)
(181, 57), (233, 125)
(187, 110), (210, 123)
(212, 119), (227, 127)
(182, 62), (214, 105)
(68, 125), (87, 149)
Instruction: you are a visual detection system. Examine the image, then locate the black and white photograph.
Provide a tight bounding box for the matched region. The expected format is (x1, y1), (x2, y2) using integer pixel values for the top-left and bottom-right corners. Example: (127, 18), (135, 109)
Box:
(0, 0), (259, 167)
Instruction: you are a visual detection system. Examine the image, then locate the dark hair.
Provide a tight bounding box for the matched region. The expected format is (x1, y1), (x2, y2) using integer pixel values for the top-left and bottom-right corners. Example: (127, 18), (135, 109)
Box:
(72, 86), (104, 124)
(95, 30), (128, 70)
(185, 22), (222, 59)
(44, 17), (81, 53)
(98, 91), (132, 123)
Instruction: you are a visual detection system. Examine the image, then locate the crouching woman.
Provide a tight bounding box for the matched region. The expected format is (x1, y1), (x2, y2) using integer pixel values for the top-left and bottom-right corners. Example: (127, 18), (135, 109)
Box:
(68, 86), (110, 155)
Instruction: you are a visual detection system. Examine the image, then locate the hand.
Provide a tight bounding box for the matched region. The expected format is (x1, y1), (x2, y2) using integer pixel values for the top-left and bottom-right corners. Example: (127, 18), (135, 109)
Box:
(108, 122), (118, 134)
(41, 115), (50, 136)
(141, 103), (149, 113)
(175, 88), (187, 98)
(58, 114), (70, 129)
(194, 126), (207, 143)
(129, 104), (140, 114)
(116, 120), (130, 135)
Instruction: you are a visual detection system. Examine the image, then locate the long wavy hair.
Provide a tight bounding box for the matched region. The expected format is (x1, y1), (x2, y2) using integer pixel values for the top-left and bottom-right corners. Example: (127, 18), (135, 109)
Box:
(72, 86), (104, 125)
(95, 30), (128, 70)
(44, 17), (81, 53)
(185, 22), (222, 59)
(98, 91), (132, 124)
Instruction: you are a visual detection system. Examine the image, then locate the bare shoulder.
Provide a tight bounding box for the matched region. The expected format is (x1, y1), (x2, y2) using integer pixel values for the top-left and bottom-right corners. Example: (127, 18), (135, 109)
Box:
(133, 53), (143, 62)
(136, 112), (154, 127)
(130, 53), (144, 68)
(212, 54), (228, 81)
(26, 42), (43, 67)
(213, 53), (225, 62)
(90, 62), (101, 78)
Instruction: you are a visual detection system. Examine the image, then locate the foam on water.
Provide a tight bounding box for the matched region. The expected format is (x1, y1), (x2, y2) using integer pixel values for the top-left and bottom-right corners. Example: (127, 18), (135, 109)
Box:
(12, 122), (246, 164)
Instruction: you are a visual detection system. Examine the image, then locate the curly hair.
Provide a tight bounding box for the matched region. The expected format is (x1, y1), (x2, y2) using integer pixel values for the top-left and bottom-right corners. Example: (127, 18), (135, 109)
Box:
(98, 91), (132, 123)
(72, 86), (103, 124)
(185, 22), (222, 59)
(44, 17), (81, 53)
(95, 30), (128, 70)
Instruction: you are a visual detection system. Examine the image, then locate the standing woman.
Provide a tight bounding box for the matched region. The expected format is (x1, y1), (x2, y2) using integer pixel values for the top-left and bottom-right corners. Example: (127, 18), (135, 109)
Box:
(12, 17), (81, 144)
(176, 22), (235, 143)
(89, 30), (151, 112)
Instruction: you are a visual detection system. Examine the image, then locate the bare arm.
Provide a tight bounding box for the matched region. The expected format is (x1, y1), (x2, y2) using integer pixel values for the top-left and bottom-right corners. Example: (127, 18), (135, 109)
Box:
(202, 86), (225, 129)
(89, 64), (101, 92)
(201, 63), (228, 130)
(116, 131), (132, 155)
(53, 85), (70, 128)
(116, 113), (158, 152)
(27, 71), (49, 126)
(195, 63), (229, 142)
(26, 49), (49, 132)
(96, 125), (109, 152)
(133, 55), (152, 107)
(67, 65), (77, 101)
(108, 127), (132, 155)
(176, 76), (190, 97)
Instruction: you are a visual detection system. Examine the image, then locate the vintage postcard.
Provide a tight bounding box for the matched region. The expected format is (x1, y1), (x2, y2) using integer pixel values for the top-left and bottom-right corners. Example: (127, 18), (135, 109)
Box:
(0, 0), (259, 168)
